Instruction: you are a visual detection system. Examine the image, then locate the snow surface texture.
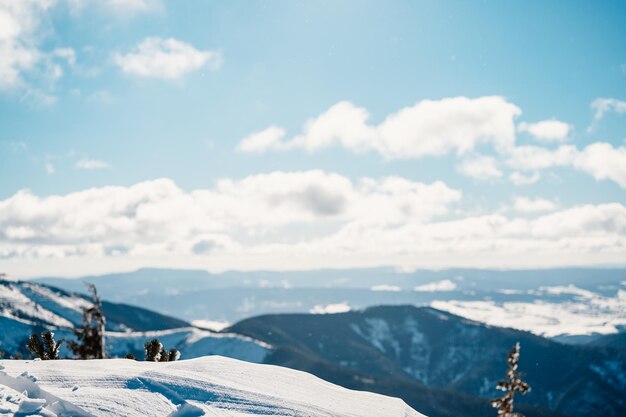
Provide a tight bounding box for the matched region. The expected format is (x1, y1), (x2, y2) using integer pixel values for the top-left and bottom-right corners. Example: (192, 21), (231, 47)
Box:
(0, 357), (424, 417)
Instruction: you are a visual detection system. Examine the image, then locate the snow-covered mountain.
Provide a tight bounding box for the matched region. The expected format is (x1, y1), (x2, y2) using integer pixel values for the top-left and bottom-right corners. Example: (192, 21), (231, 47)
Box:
(231, 305), (626, 417)
(0, 356), (423, 417)
(36, 267), (626, 341)
(0, 279), (269, 363)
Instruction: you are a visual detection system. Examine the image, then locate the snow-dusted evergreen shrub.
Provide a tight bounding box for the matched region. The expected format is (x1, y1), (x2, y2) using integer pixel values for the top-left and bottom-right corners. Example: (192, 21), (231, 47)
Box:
(143, 339), (180, 362)
(68, 283), (107, 359)
(26, 331), (63, 360)
(145, 339), (163, 361)
(491, 342), (531, 417)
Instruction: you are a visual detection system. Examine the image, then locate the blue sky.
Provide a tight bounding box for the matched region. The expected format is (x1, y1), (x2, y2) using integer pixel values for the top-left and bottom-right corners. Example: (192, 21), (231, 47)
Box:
(1, 0), (625, 277)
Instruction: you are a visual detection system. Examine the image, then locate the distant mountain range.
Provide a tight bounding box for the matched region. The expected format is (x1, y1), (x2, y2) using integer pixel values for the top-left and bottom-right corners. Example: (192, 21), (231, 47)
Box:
(2, 277), (624, 417)
(35, 267), (626, 342)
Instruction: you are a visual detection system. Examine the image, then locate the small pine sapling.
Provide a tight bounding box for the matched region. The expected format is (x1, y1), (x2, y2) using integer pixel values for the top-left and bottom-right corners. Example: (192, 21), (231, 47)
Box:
(68, 283), (107, 359)
(143, 339), (180, 362)
(42, 331), (63, 359)
(26, 332), (63, 360)
(26, 334), (45, 359)
(168, 349), (180, 362)
(145, 339), (163, 361)
(491, 342), (531, 417)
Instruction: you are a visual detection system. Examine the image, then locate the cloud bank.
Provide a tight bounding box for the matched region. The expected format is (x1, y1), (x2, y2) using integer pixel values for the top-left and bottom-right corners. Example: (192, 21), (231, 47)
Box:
(1, 173), (625, 277)
(239, 96), (626, 189)
(238, 97), (521, 159)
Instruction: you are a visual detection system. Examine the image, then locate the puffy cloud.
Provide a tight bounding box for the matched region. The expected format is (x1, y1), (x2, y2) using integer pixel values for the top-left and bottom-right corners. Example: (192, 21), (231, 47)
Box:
(506, 143), (626, 188)
(113, 37), (222, 80)
(456, 154), (502, 180)
(237, 126), (286, 153)
(573, 142), (626, 188)
(0, 0), (55, 90)
(236, 97), (626, 189)
(506, 145), (577, 171)
(76, 158), (109, 169)
(237, 96), (521, 159)
(1, 174), (625, 277)
(518, 119), (571, 142)
(513, 197), (558, 213)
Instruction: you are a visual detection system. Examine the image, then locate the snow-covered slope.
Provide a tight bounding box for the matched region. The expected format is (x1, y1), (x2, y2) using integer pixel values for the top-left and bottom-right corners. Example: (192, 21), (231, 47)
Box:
(0, 279), (271, 363)
(107, 327), (270, 364)
(0, 356), (424, 417)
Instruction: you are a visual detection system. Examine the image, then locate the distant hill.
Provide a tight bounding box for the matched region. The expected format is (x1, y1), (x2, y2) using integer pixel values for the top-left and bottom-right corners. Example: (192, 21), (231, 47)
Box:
(0, 278), (269, 363)
(229, 305), (626, 417)
(589, 332), (626, 349)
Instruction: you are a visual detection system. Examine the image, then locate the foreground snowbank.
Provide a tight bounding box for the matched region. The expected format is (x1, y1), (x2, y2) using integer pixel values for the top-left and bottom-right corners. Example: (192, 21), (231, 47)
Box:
(0, 356), (424, 417)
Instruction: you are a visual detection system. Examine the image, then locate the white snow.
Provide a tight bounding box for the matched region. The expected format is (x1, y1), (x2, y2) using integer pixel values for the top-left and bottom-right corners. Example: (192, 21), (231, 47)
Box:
(414, 279), (457, 292)
(0, 282), (74, 328)
(310, 302), (351, 314)
(0, 357), (424, 417)
(191, 320), (230, 332)
(432, 288), (626, 337)
(106, 327), (271, 363)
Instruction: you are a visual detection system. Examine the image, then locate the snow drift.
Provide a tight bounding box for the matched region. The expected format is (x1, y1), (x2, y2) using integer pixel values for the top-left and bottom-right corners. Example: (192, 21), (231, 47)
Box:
(0, 356), (424, 417)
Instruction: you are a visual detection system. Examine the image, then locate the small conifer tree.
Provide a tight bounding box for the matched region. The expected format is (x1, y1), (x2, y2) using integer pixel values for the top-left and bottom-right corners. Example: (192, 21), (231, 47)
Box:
(167, 348), (180, 362)
(491, 342), (531, 417)
(26, 333), (45, 359)
(68, 283), (106, 359)
(144, 339), (180, 362)
(26, 332), (63, 360)
(145, 339), (163, 361)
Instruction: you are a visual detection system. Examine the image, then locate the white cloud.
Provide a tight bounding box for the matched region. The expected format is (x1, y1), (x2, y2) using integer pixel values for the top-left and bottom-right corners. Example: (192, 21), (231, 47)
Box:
(518, 119), (571, 142)
(76, 158), (109, 169)
(113, 37), (222, 80)
(237, 96), (521, 159)
(591, 98), (626, 124)
(44, 162), (55, 175)
(0, 0), (55, 90)
(507, 143), (626, 189)
(236, 97), (626, 190)
(370, 284), (401, 292)
(506, 144), (577, 171)
(237, 126), (286, 153)
(1, 174), (626, 278)
(573, 142), (626, 188)
(414, 279), (457, 292)
(456, 154), (502, 180)
(509, 171), (540, 186)
(513, 197), (558, 213)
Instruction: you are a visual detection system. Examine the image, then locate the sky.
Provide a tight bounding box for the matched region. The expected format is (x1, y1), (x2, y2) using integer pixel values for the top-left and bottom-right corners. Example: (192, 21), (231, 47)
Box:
(1, 0), (626, 278)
